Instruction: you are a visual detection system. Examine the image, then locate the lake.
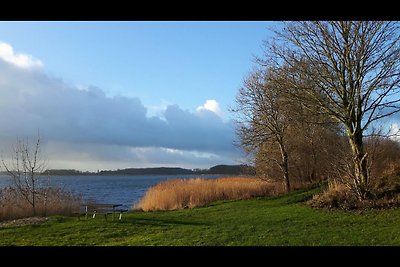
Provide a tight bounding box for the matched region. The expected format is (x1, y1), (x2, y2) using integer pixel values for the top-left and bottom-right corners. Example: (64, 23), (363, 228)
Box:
(0, 174), (225, 209)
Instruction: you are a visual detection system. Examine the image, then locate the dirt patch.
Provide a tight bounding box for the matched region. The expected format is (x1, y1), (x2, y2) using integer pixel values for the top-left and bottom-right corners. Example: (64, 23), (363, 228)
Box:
(0, 217), (49, 228)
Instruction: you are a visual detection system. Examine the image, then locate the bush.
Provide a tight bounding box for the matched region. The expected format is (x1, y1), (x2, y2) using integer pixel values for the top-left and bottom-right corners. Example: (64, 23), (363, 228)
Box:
(371, 175), (400, 198)
(308, 181), (359, 209)
(308, 178), (400, 210)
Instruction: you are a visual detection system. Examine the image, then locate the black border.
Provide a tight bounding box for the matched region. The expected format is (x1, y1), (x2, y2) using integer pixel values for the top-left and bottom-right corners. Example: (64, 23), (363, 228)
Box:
(1, 246), (399, 264)
(1, 1), (399, 21)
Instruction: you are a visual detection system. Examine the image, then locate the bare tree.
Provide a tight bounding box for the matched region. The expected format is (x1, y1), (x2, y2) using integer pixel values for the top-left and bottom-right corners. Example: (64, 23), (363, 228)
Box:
(232, 68), (292, 191)
(1, 136), (47, 216)
(267, 21), (400, 200)
(232, 61), (345, 192)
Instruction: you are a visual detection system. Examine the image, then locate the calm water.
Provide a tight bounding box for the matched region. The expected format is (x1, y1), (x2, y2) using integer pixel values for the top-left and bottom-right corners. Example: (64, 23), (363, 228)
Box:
(0, 174), (224, 209)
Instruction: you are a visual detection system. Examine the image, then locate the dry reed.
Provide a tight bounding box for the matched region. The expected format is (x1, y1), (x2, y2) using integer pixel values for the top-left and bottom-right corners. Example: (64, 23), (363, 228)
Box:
(134, 176), (285, 211)
(0, 186), (82, 221)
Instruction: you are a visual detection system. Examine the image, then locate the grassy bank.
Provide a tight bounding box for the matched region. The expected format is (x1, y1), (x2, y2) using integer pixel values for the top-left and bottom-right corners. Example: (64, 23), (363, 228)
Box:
(1, 187), (400, 245)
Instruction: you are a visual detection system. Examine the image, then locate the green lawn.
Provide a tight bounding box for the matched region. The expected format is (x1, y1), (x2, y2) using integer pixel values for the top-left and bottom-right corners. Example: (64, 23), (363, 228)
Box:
(1, 187), (400, 246)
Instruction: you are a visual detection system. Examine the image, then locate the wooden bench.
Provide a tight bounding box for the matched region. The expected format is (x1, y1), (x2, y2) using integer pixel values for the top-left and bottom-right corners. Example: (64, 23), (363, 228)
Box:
(73, 203), (128, 220)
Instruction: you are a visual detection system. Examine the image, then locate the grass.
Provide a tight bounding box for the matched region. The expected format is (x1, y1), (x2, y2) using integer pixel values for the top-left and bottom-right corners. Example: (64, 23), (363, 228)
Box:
(1, 186), (400, 246)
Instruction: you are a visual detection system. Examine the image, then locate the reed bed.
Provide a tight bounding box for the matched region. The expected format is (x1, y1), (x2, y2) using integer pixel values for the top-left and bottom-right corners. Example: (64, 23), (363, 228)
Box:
(0, 186), (82, 221)
(134, 176), (286, 211)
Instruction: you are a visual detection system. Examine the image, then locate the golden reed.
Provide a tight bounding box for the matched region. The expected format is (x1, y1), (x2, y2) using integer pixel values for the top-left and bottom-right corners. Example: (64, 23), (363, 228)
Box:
(134, 176), (285, 211)
(0, 187), (82, 221)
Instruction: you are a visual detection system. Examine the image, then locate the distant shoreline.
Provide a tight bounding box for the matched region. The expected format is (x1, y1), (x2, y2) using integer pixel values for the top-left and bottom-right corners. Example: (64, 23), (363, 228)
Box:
(14, 173), (250, 177)
(0, 164), (256, 177)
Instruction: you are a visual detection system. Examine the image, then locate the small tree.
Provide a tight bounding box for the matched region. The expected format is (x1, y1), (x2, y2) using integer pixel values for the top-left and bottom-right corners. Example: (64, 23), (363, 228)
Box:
(1, 136), (47, 216)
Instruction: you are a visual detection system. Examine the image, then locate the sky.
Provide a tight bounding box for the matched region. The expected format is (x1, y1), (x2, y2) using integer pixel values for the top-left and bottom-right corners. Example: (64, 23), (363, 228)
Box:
(0, 21), (277, 171)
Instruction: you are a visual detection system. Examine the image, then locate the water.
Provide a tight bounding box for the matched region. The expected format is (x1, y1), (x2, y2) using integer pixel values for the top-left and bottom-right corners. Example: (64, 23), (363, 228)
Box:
(0, 174), (224, 209)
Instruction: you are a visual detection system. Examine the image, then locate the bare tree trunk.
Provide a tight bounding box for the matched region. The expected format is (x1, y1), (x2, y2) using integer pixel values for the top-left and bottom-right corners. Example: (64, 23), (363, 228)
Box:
(283, 155), (291, 192)
(309, 133), (318, 183)
(348, 132), (369, 200)
(278, 142), (291, 192)
(32, 184), (36, 216)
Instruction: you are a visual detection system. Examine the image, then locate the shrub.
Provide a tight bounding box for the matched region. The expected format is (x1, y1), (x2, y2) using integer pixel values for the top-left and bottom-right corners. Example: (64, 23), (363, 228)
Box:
(308, 181), (359, 209)
(308, 178), (400, 210)
(371, 175), (400, 198)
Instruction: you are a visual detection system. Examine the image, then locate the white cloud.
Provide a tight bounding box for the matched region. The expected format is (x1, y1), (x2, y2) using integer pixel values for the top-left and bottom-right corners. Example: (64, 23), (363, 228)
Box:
(196, 99), (222, 116)
(0, 41), (43, 69)
(389, 123), (400, 142)
(160, 147), (185, 155)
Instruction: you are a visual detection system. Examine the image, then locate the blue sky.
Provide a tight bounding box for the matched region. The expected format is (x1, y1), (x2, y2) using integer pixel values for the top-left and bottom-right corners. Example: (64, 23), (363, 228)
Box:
(0, 21), (277, 171)
(0, 21), (273, 114)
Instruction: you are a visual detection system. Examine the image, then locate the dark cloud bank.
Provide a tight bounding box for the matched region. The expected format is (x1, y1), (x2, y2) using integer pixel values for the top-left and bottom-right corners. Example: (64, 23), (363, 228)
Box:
(0, 58), (240, 170)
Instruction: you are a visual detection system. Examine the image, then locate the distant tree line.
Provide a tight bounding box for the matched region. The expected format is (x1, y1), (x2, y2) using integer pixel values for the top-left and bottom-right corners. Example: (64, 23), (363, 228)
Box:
(42, 169), (93, 176)
(41, 165), (256, 176)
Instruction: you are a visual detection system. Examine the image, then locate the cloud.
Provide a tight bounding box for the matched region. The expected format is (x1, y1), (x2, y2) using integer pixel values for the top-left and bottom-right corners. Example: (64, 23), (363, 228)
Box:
(0, 43), (240, 170)
(196, 99), (222, 117)
(389, 123), (400, 142)
(0, 41), (43, 69)
(28, 140), (233, 171)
